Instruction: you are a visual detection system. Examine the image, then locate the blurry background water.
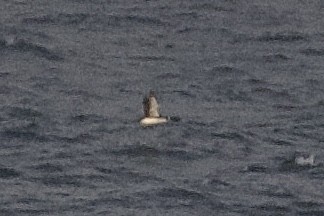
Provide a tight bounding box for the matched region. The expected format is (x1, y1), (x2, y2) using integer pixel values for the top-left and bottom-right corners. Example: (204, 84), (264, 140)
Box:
(1, 0), (324, 215)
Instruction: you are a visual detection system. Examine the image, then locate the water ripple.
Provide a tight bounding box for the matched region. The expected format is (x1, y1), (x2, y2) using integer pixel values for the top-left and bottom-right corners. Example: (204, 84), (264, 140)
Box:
(33, 163), (64, 173)
(300, 48), (324, 56)
(23, 13), (89, 25)
(111, 145), (202, 161)
(0, 167), (20, 179)
(257, 32), (307, 42)
(5, 38), (63, 61)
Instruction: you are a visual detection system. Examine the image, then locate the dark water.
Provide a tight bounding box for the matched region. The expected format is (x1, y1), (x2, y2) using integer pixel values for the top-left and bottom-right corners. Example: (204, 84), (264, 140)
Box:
(1, 0), (324, 215)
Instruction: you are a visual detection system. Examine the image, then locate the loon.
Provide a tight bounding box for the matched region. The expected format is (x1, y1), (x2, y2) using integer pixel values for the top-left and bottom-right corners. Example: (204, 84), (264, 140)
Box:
(140, 91), (179, 127)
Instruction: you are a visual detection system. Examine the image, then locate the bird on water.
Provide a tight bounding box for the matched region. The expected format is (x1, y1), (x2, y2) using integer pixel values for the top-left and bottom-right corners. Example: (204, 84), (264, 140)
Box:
(140, 91), (179, 127)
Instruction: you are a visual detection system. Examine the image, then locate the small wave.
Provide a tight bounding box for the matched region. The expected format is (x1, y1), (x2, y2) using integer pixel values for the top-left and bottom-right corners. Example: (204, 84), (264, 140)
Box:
(202, 175), (231, 187)
(60, 88), (103, 100)
(111, 145), (201, 161)
(104, 126), (130, 135)
(262, 53), (290, 62)
(22, 15), (55, 25)
(174, 12), (200, 19)
(188, 3), (233, 12)
(298, 210), (324, 216)
(251, 87), (292, 100)
(70, 114), (106, 123)
(191, 119), (220, 127)
(318, 100), (324, 107)
(172, 90), (195, 98)
(111, 145), (161, 157)
(211, 131), (246, 141)
(85, 14), (169, 31)
(257, 32), (307, 42)
(7, 39), (63, 61)
(52, 151), (73, 159)
(0, 209), (12, 215)
(0, 129), (47, 142)
(259, 186), (293, 198)
(48, 133), (95, 144)
(163, 149), (202, 160)
(3, 106), (43, 120)
(273, 104), (298, 111)
(231, 33), (251, 43)
(242, 164), (268, 173)
(309, 166), (324, 180)
(224, 89), (251, 102)
(96, 167), (126, 175)
(0, 85), (11, 94)
(16, 209), (50, 215)
(0, 167), (20, 179)
(251, 204), (291, 214)
(128, 55), (175, 62)
(164, 43), (174, 49)
(156, 72), (180, 79)
(267, 138), (294, 146)
(23, 13), (88, 25)
(187, 120), (209, 127)
(17, 198), (45, 205)
(0, 39), (7, 47)
(0, 72), (10, 78)
(300, 48), (324, 56)
(37, 175), (82, 187)
(124, 15), (167, 26)
(96, 166), (163, 184)
(85, 196), (132, 209)
(156, 187), (205, 200)
(33, 163), (64, 173)
(246, 78), (268, 85)
(294, 201), (322, 209)
(103, 14), (167, 27)
(305, 79), (321, 88)
(177, 27), (197, 34)
(208, 65), (247, 79)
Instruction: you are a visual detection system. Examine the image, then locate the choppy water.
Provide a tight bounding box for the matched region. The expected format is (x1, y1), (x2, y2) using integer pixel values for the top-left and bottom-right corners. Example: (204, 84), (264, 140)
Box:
(1, 0), (324, 215)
